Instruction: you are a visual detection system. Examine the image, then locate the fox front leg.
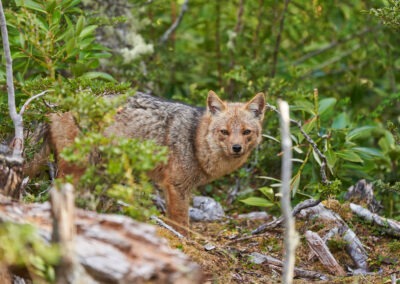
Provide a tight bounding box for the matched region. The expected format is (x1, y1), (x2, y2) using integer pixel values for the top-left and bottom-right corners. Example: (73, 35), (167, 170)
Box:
(163, 183), (191, 236)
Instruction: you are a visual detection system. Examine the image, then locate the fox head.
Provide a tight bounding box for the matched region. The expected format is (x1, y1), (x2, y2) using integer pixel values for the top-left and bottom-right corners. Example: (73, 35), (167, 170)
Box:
(206, 90), (266, 158)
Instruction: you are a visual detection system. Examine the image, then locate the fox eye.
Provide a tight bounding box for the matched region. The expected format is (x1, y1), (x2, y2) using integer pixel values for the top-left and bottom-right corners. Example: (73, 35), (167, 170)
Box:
(220, 129), (229, 135)
(243, 129), (251, 135)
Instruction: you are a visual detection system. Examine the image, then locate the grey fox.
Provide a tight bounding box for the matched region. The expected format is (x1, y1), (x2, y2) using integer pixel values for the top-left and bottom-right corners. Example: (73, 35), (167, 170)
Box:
(28, 91), (266, 234)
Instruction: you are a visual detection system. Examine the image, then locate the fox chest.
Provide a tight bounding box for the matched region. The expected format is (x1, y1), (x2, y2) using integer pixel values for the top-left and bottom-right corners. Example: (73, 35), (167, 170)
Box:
(196, 154), (249, 186)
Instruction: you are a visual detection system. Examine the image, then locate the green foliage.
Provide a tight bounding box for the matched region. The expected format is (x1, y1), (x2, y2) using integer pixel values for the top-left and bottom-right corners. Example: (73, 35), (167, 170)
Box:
(327, 236), (348, 253)
(59, 90), (168, 220)
(372, 180), (400, 219)
(387, 240), (400, 253)
(1, 0), (110, 81)
(0, 223), (59, 282)
(0, 0), (113, 146)
(240, 186), (278, 209)
(368, 0), (400, 30)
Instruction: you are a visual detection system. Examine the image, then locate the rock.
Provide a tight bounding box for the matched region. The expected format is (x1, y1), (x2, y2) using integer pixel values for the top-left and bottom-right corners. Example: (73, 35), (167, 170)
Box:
(189, 196), (225, 222)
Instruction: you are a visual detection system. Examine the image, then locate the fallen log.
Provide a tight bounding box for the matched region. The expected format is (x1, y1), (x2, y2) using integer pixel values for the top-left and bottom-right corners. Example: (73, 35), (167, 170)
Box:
(350, 203), (400, 237)
(0, 193), (202, 283)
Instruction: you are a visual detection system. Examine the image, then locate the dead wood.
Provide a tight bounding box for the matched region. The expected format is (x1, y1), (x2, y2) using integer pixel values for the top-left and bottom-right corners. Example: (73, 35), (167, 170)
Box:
(345, 179), (382, 213)
(0, 154), (24, 199)
(0, 193), (202, 283)
(249, 252), (329, 280)
(305, 230), (346, 276)
(298, 203), (369, 273)
(252, 199), (321, 235)
(350, 203), (400, 237)
(50, 184), (93, 284)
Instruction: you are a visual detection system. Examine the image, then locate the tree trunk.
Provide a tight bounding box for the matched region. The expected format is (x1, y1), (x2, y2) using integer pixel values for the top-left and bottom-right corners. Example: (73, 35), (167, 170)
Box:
(0, 193), (203, 283)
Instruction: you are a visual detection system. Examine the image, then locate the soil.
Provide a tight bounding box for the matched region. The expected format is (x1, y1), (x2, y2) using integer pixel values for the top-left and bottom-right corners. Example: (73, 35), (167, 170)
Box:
(157, 200), (400, 284)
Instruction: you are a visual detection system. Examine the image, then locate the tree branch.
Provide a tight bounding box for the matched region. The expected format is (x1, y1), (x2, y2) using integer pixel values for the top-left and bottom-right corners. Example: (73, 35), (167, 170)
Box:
(19, 90), (50, 116)
(159, 0), (189, 44)
(151, 215), (185, 239)
(270, 0), (291, 78)
(0, 0), (24, 158)
(278, 100), (298, 283)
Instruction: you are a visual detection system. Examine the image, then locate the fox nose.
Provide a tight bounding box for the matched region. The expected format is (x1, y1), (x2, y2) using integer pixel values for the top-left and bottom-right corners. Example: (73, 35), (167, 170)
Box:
(232, 144), (242, 153)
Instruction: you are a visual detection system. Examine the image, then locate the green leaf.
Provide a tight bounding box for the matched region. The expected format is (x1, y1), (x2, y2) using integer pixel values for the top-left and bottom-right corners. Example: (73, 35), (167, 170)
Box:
(291, 173), (301, 195)
(336, 149), (363, 163)
(240, 197), (274, 207)
(76, 16), (84, 36)
(312, 149), (322, 166)
(65, 38), (76, 57)
(332, 112), (349, 129)
(318, 98), (336, 115)
(302, 116), (317, 134)
(292, 100), (315, 115)
(353, 147), (385, 159)
(259, 187), (274, 201)
(262, 134), (280, 143)
(79, 25), (98, 39)
(325, 149), (337, 174)
(15, 0), (46, 13)
(80, 72), (116, 82)
(346, 126), (376, 141)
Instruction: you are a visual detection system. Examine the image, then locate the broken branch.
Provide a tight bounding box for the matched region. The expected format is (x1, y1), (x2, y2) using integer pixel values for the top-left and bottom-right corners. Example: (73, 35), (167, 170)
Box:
(159, 0), (189, 44)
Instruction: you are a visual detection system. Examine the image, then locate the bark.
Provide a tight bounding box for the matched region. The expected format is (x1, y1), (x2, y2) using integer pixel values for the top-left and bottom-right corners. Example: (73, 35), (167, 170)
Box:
(0, 193), (203, 283)
(350, 203), (400, 237)
(0, 154), (24, 199)
(305, 230), (346, 276)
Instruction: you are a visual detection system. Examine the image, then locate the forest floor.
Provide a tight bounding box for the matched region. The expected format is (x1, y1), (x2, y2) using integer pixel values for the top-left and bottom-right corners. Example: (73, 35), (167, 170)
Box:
(157, 200), (400, 284)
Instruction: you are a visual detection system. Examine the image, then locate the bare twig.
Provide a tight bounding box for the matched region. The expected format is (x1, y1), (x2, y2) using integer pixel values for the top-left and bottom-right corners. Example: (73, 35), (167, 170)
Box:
(159, 0), (189, 44)
(226, 231), (272, 245)
(252, 0), (264, 58)
(227, 0), (245, 98)
(250, 252), (329, 280)
(252, 199), (321, 235)
(278, 100), (298, 283)
(151, 215), (185, 239)
(270, 0), (291, 78)
(266, 101), (330, 185)
(19, 90), (50, 116)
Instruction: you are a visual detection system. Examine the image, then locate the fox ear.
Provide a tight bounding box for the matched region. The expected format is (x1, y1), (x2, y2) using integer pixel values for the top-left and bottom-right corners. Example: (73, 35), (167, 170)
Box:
(207, 90), (226, 115)
(245, 92), (266, 119)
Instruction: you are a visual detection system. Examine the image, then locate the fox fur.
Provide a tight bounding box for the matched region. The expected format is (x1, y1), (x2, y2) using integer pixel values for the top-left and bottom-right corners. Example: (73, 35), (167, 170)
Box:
(28, 91), (266, 234)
